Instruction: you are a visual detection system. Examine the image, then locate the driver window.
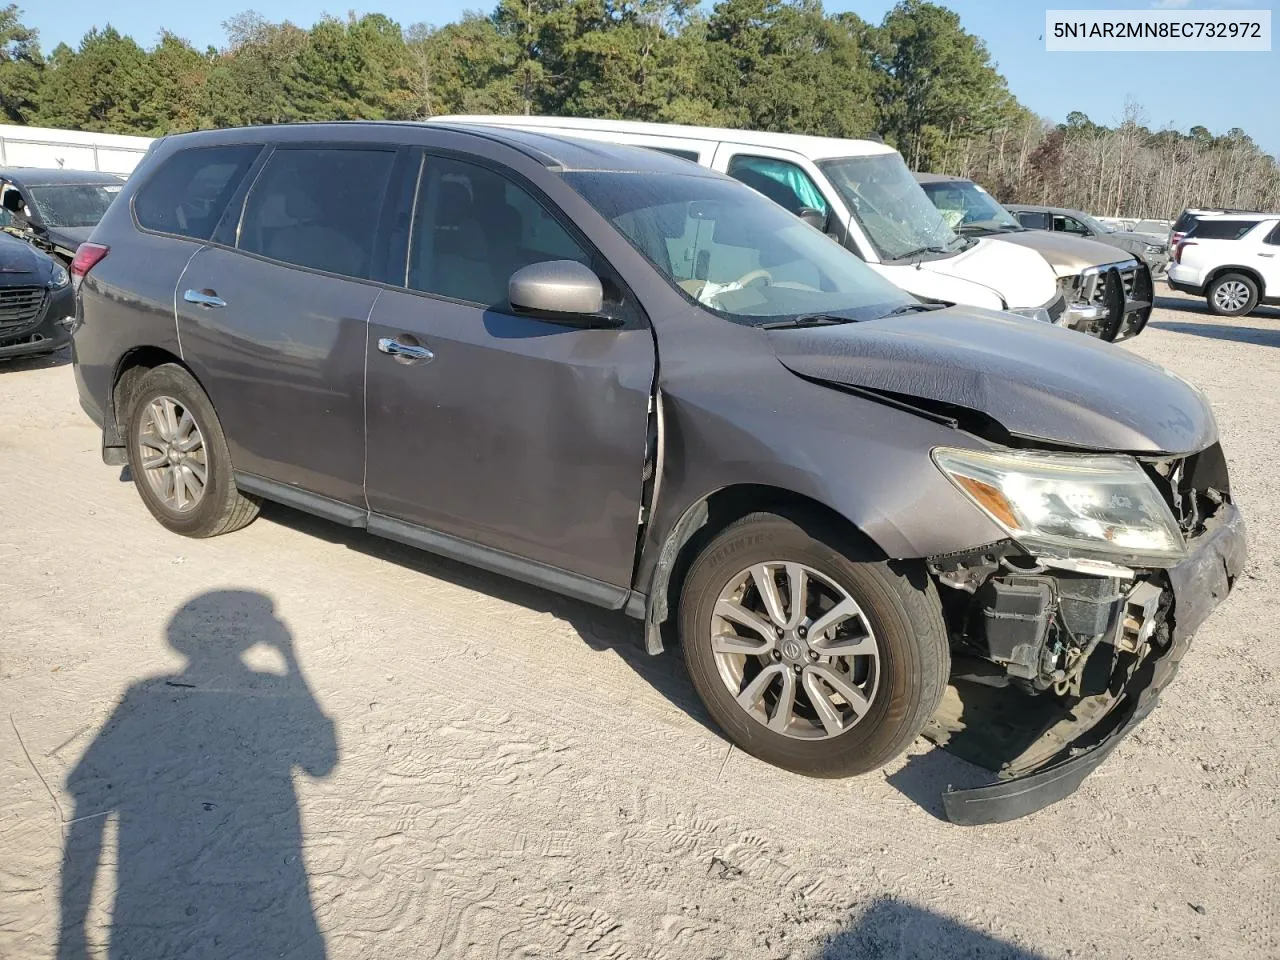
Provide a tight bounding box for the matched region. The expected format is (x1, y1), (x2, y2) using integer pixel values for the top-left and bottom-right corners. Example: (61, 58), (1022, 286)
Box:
(726, 155), (828, 219)
(1056, 215), (1089, 236)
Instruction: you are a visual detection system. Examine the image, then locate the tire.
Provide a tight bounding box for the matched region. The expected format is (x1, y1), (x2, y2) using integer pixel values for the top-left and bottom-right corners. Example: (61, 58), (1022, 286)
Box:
(125, 364), (260, 538)
(1206, 272), (1259, 317)
(679, 511), (949, 778)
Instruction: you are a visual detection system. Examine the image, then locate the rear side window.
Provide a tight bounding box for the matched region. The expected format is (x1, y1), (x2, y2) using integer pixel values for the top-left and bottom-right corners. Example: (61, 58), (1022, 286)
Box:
(405, 155), (589, 306)
(1016, 211), (1051, 230)
(134, 146), (260, 240)
(1188, 219), (1256, 241)
(238, 147), (395, 280)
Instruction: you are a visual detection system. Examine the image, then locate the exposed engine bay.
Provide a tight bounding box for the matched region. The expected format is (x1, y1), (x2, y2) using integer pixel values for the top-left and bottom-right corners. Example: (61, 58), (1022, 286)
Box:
(922, 443), (1238, 799)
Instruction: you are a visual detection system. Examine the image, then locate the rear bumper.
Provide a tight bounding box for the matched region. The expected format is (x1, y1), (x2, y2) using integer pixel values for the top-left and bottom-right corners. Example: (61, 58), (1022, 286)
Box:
(1165, 275), (1204, 297)
(0, 285), (74, 359)
(943, 502), (1247, 825)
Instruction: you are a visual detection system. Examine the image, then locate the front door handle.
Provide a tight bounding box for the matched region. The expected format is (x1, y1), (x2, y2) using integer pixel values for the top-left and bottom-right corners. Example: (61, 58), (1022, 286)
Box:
(377, 336), (434, 363)
(184, 288), (226, 308)
(1259, 252), (1275, 258)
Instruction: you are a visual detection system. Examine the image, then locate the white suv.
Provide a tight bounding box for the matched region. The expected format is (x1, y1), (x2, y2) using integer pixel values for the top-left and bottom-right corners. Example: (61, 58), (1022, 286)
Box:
(1167, 213), (1280, 316)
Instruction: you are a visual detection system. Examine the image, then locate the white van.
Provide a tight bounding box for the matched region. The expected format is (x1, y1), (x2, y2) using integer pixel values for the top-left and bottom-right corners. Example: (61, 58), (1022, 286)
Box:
(437, 116), (1066, 322)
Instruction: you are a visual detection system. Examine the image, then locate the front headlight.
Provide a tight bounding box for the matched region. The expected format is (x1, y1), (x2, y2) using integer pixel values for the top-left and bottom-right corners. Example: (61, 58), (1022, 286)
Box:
(48, 262), (70, 289)
(1007, 306), (1051, 324)
(1144, 243), (1163, 255)
(933, 447), (1187, 566)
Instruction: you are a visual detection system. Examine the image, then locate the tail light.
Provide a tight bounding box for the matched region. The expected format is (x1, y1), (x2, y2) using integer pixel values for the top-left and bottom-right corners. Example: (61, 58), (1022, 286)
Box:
(1173, 241), (1195, 264)
(70, 242), (109, 292)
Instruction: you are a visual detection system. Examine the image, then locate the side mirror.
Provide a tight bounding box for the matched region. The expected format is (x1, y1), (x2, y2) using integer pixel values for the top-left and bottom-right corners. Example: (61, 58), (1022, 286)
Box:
(1, 191), (24, 213)
(509, 260), (610, 325)
(797, 206), (828, 231)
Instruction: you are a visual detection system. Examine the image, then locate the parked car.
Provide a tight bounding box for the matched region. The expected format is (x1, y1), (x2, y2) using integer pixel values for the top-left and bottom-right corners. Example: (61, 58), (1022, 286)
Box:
(0, 230), (74, 360)
(1169, 206), (1265, 253)
(437, 116), (1071, 325)
(915, 173), (1152, 341)
(72, 123), (1245, 824)
(1005, 204), (1170, 274)
(1166, 213), (1280, 315)
(0, 168), (124, 264)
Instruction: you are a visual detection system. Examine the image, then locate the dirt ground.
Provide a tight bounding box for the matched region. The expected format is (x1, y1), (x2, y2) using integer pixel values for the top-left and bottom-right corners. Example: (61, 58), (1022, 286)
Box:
(1, 288), (1277, 960)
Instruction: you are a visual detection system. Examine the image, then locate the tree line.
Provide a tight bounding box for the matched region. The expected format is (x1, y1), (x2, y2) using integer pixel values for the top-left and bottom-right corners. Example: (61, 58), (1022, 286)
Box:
(1, 0), (1276, 217)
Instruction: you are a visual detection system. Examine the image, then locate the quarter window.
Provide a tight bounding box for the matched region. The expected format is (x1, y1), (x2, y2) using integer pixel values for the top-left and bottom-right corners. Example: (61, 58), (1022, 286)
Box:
(134, 145), (260, 240)
(406, 155), (589, 306)
(1189, 219), (1258, 241)
(726, 155), (828, 218)
(238, 147), (395, 280)
(1265, 222), (1280, 245)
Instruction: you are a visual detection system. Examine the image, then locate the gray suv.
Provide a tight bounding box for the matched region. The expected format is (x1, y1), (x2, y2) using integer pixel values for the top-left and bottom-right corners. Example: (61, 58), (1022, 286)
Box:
(71, 124), (1245, 824)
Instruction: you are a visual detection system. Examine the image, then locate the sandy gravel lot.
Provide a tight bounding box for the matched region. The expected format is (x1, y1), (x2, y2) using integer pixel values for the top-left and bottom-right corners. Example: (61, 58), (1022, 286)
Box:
(1, 288), (1277, 960)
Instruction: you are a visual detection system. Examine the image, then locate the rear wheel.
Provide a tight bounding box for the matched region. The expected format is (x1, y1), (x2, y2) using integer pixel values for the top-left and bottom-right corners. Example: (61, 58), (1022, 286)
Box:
(1206, 272), (1258, 316)
(125, 364), (260, 538)
(679, 511), (949, 777)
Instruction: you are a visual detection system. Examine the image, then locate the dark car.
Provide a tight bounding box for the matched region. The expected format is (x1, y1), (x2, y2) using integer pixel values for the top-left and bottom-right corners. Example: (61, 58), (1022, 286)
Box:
(0, 230), (75, 359)
(0, 168), (124, 264)
(71, 124), (1245, 824)
(1005, 203), (1170, 273)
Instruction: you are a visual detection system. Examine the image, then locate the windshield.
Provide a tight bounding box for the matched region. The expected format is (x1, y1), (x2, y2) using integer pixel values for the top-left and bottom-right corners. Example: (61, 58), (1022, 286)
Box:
(818, 153), (964, 260)
(562, 171), (913, 325)
(919, 180), (1021, 233)
(28, 183), (120, 228)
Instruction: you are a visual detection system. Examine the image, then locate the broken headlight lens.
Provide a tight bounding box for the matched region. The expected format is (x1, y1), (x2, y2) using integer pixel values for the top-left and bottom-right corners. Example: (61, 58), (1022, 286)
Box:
(932, 447), (1187, 566)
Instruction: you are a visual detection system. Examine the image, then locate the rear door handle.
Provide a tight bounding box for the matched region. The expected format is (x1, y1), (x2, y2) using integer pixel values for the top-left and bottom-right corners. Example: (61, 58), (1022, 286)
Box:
(184, 289), (226, 308)
(1259, 252), (1275, 258)
(377, 336), (434, 363)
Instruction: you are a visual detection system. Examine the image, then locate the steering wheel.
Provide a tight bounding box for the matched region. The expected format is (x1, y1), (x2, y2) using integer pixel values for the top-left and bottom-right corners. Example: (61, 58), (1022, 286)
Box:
(733, 268), (773, 288)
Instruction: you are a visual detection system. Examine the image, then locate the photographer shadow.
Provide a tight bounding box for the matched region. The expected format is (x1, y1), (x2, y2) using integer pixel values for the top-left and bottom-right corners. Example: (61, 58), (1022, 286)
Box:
(57, 590), (337, 960)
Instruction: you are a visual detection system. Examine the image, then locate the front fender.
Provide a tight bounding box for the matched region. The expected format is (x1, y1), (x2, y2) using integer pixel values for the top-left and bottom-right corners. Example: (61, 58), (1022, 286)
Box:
(634, 359), (1007, 650)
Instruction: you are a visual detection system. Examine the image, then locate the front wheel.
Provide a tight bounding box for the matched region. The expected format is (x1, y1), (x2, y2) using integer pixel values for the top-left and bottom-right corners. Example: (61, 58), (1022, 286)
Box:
(1206, 272), (1259, 317)
(679, 512), (949, 777)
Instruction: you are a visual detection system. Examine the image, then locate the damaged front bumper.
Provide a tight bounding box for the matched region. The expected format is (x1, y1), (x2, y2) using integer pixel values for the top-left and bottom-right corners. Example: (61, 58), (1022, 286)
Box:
(1055, 260), (1153, 343)
(941, 501), (1247, 826)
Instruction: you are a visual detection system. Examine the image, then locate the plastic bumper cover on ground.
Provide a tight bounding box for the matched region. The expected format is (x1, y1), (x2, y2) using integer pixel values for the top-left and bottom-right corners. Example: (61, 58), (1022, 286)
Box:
(942, 502), (1247, 826)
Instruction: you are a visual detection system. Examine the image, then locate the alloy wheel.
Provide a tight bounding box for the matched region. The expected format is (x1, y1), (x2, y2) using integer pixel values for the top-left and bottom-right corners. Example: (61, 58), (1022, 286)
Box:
(1213, 280), (1251, 312)
(137, 395), (208, 513)
(710, 561), (880, 740)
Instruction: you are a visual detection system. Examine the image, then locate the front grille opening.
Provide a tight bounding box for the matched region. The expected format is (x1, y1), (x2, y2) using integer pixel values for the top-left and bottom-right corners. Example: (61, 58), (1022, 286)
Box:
(0, 286), (47, 335)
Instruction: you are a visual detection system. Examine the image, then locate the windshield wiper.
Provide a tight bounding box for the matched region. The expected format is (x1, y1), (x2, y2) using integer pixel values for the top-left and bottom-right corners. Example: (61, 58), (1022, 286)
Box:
(760, 313), (859, 330)
(879, 302), (948, 317)
(895, 244), (952, 263)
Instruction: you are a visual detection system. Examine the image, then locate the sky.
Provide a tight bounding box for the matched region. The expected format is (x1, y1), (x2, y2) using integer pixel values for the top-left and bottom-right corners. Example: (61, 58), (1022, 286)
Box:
(23, 0), (1280, 157)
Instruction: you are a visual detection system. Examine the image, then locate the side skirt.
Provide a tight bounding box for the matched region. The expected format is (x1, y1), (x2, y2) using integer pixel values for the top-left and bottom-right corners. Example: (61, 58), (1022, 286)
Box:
(235, 471), (644, 616)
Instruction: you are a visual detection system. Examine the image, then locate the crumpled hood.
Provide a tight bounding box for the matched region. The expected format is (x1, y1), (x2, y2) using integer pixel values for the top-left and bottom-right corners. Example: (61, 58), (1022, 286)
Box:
(47, 225), (94, 253)
(769, 307), (1217, 455)
(913, 237), (1056, 310)
(987, 230), (1137, 277)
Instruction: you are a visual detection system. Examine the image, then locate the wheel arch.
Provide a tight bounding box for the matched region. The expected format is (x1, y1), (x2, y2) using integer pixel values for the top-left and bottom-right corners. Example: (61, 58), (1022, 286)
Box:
(638, 483), (892, 655)
(1206, 265), (1265, 296)
(104, 346), (208, 463)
